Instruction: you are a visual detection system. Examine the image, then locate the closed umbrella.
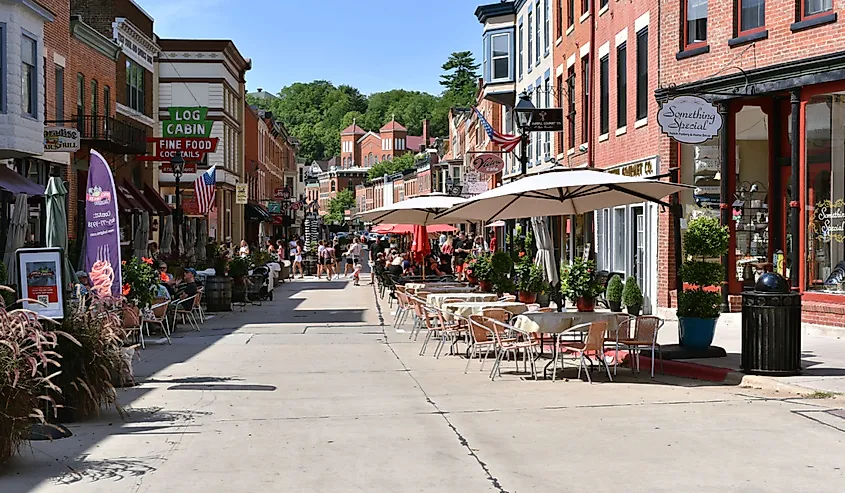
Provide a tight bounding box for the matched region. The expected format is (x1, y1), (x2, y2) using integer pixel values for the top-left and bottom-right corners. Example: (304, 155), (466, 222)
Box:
(531, 217), (558, 286)
(411, 225), (432, 280)
(258, 221), (267, 245)
(184, 218), (196, 260)
(45, 177), (76, 287)
(133, 212), (149, 259)
(4, 193), (29, 285)
(160, 215), (173, 255)
(356, 193), (466, 225)
(196, 218), (207, 262)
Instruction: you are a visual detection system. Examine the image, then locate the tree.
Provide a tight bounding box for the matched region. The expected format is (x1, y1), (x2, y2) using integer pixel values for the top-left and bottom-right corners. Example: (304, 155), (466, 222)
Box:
(325, 189), (356, 225)
(440, 51), (480, 107)
(367, 153), (417, 180)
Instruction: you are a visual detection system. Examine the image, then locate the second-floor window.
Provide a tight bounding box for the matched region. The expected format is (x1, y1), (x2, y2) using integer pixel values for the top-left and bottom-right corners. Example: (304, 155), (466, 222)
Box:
(55, 66), (64, 121)
(568, 0), (575, 27)
(90, 80), (97, 116)
(599, 55), (609, 136)
(803, 0), (832, 17)
(528, 12), (533, 69)
(126, 59), (144, 112)
(21, 34), (36, 117)
(104, 86), (110, 118)
(491, 32), (511, 81)
(567, 67), (575, 150)
(617, 42), (627, 129)
(738, 0), (765, 33)
(76, 73), (84, 117)
(544, 0), (550, 51)
(636, 28), (649, 121)
(582, 0), (590, 16)
(685, 0), (707, 47)
(535, 1), (541, 63)
(518, 21), (524, 78)
(581, 56), (589, 145)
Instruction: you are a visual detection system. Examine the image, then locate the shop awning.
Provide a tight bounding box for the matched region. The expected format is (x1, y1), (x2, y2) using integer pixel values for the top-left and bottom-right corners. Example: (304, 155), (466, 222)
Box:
(115, 183), (145, 212)
(245, 203), (273, 222)
(0, 165), (46, 196)
(142, 184), (172, 215)
(122, 180), (156, 214)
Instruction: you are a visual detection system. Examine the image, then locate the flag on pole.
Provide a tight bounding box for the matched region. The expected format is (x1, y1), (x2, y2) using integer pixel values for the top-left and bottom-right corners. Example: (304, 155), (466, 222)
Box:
(195, 166), (216, 213)
(473, 106), (525, 152)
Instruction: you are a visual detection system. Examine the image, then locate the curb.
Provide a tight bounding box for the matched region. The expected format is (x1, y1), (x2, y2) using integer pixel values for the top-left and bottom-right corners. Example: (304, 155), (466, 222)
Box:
(731, 373), (843, 398)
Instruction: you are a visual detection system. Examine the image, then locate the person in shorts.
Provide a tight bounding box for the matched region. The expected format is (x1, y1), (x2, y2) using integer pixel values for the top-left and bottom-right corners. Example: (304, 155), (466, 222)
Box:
(316, 240), (327, 279)
(452, 231), (471, 280)
(344, 237), (363, 277)
(321, 241), (336, 281)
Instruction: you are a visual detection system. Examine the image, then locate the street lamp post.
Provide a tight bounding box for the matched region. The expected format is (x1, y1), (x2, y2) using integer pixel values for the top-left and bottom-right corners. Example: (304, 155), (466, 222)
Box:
(514, 91), (536, 176)
(171, 151), (185, 255)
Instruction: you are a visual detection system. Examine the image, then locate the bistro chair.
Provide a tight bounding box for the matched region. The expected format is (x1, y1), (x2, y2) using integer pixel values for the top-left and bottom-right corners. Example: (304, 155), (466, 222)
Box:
(617, 316), (666, 377)
(174, 295), (200, 331)
(559, 321), (613, 384)
(486, 317), (540, 381)
(144, 300), (172, 344)
(432, 306), (469, 359)
(466, 314), (497, 374)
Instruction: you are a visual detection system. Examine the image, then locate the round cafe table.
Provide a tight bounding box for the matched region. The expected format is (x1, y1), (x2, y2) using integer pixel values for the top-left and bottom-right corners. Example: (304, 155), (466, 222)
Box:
(426, 293), (497, 309)
(405, 282), (467, 291)
(442, 301), (528, 318)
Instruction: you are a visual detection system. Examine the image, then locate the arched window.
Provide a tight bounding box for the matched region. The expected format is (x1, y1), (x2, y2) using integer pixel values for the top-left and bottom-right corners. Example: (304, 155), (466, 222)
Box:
(331, 181), (337, 192)
(367, 152), (374, 166)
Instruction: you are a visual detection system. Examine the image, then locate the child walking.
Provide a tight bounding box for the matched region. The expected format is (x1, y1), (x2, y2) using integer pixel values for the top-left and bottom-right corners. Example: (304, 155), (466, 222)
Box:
(352, 257), (362, 286)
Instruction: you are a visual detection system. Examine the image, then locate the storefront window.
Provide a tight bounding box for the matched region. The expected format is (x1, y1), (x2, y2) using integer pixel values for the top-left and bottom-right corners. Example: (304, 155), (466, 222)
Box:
(805, 94), (844, 292)
(612, 208), (626, 272)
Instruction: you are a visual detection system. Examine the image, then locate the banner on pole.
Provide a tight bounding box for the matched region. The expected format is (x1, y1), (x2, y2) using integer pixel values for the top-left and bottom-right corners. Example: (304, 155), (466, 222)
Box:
(84, 150), (122, 298)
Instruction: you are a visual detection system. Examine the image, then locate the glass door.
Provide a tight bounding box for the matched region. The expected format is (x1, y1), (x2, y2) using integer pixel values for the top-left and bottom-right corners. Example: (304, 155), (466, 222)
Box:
(632, 206), (645, 289)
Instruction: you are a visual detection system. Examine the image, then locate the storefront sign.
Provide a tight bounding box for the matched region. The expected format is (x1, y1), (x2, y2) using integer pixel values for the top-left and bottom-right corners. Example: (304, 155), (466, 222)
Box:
(181, 196), (200, 216)
(44, 127), (80, 152)
(607, 159), (655, 178)
(163, 107), (213, 137)
(471, 153), (505, 175)
(463, 171), (489, 196)
(16, 248), (65, 319)
(235, 184), (249, 204)
(143, 138), (219, 169)
(812, 199), (845, 243)
(658, 96), (722, 144)
(523, 108), (564, 132)
(84, 150), (122, 298)
(274, 187), (291, 200)
(267, 201), (281, 213)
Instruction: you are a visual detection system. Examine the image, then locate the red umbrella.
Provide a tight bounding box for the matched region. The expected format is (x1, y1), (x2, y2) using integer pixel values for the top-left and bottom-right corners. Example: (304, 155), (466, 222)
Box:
(411, 225), (432, 279)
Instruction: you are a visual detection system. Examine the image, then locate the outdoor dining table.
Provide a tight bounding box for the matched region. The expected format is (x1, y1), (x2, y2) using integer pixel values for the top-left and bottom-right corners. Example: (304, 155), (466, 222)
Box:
(418, 286), (478, 295)
(405, 282), (468, 291)
(512, 310), (622, 378)
(442, 301), (529, 318)
(426, 292), (498, 309)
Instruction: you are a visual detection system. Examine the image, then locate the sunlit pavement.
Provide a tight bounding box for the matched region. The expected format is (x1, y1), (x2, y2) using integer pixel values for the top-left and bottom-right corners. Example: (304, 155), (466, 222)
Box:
(5, 276), (845, 493)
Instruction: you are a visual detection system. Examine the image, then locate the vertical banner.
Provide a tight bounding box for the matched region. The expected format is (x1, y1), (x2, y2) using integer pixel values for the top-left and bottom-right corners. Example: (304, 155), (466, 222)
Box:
(84, 150), (122, 298)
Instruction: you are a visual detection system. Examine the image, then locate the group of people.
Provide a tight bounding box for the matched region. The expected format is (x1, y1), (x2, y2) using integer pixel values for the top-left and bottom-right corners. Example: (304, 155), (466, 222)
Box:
(436, 231), (491, 281)
(73, 261), (199, 306)
(315, 237), (364, 285)
(369, 230), (491, 282)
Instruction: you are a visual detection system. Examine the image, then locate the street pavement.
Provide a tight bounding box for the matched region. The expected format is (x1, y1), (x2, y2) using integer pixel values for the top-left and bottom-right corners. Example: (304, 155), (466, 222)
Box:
(3, 275), (845, 493)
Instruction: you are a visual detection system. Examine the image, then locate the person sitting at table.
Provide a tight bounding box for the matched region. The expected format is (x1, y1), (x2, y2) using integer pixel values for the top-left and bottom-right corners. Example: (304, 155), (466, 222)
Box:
(175, 268), (199, 300)
(388, 254), (404, 277)
(427, 255), (444, 277)
(73, 271), (92, 298)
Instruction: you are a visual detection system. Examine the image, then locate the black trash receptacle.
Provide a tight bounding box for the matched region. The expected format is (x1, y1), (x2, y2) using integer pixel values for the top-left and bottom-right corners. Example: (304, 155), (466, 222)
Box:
(741, 273), (802, 375)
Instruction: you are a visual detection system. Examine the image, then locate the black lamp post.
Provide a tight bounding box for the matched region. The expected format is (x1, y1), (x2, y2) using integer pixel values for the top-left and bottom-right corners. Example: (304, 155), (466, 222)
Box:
(514, 91), (536, 176)
(171, 151), (185, 254)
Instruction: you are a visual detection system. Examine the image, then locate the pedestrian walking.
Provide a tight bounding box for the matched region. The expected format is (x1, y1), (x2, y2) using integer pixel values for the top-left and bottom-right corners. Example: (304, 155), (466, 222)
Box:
(321, 241), (336, 281)
(316, 240), (327, 279)
(292, 240), (304, 279)
(344, 237), (363, 277)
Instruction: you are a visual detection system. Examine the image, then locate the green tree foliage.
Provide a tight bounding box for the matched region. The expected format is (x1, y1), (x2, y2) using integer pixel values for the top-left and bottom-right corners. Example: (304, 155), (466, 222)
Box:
(325, 189), (356, 225)
(367, 153), (416, 180)
(246, 53), (478, 162)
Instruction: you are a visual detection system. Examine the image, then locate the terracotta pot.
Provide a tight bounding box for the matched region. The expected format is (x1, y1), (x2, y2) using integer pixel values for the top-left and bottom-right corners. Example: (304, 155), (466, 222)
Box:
(576, 297), (596, 312)
(466, 273), (478, 285)
(479, 280), (494, 292)
(517, 291), (537, 303)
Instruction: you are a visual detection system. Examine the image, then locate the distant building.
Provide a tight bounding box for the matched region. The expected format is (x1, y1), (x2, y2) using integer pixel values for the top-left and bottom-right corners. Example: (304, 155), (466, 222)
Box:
(339, 119), (436, 168)
(247, 88), (277, 103)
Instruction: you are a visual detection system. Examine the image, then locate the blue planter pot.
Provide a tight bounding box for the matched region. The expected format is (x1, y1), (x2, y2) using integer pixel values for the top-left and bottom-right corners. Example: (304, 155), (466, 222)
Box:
(679, 316), (718, 349)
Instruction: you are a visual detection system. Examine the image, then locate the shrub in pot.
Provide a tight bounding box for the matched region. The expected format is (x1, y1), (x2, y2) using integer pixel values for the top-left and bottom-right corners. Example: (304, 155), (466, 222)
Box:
(606, 275), (624, 312)
(561, 258), (602, 312)
(515, 257), (544, 303)
(677, 216), (730, 349)
(466, 254), (494, 291)
(622, 277), (643, 315)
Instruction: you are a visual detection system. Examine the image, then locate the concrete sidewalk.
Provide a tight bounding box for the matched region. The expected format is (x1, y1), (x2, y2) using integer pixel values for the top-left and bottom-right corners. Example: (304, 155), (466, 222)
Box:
(655, 313), (845, 395)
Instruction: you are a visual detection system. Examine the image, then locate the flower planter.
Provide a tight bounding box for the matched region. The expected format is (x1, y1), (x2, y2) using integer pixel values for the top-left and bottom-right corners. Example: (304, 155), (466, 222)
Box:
(465, 273), (478, 285)
(576, 297), (596, 312)
(536, 292), (551, 307)
(609, 300), (622, 312)
(478, 280), (494, 292)
(679, 316), (718, 349)
(517, 291), (537, 304)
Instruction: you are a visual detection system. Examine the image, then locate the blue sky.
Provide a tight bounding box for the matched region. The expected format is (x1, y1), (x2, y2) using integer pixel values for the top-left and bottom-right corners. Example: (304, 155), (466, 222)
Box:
(142, 0), (484, 96)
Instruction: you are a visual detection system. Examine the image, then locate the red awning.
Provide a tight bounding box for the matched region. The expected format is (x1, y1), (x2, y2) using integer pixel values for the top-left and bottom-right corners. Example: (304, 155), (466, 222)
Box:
(142, 183), (172, 215)
(122, 180), (156, 213)
(115, 183), (145, 212)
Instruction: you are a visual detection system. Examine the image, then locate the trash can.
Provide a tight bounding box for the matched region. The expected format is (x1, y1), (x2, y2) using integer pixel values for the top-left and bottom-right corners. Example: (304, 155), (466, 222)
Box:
(741, 272), (802, 375)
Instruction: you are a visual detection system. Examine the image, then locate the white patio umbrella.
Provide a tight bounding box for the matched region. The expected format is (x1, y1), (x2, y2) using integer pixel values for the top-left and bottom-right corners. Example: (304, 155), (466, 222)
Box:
(4, 193), (29, 285)
(160, 215), (173, 255)
(355, 193), (466, 225)
(437, 169), (692, 223)
(531, 216), (558, 286)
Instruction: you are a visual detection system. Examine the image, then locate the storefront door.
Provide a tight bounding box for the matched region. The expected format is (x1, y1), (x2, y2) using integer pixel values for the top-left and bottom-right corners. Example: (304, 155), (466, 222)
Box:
(632, 206), (645, 291)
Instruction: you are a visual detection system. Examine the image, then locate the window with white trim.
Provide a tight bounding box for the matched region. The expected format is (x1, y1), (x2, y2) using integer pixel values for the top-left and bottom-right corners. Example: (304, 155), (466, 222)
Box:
(491, 32), (511, 81)
(21, 34), (36, 117)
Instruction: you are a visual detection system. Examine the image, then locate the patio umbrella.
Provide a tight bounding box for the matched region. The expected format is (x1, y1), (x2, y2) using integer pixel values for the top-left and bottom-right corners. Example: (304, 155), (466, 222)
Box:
(531, 216), (558, 286)
(133, 212), (149, 259)
(4, 193), (29, 285)
(160, 215), (173, 255)
(356, 193), (466, 225)
(437, 169), (692, 223)
(45, 177), (76, 287)
(195, 218), (207, 262)
(411, 225), (432, 279)
(184, 218), (196, 260)
(371, 223), (457, 235)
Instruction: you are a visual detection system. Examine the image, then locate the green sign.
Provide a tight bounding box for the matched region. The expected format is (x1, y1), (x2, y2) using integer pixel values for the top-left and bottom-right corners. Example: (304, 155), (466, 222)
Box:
(267, 201), (281, 213)
(163, 107), (213, 137)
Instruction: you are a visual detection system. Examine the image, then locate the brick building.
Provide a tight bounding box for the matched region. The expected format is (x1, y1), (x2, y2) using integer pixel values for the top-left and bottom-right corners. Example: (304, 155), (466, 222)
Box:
(339, 119), (434, 169)
(653, 0), (845, 327)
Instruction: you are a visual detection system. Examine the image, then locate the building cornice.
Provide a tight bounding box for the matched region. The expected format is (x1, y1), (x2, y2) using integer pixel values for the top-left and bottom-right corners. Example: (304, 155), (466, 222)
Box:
(475, 1), (515, 23)
(15, 0), (55, 22)
(113, 17), (158, 72)
(71, 16), (120, 61)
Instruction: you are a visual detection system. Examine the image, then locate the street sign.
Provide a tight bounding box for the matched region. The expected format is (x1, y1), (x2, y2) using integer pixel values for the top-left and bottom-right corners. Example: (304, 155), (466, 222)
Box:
(44, 127), (80, 152)
(471, 153), (504, 175)
(274, 187), (292, 200)
(523, 108), (564, 132)
(235, 184), (249, 204)
(289, 202), (301, 211)
(162, 107), (213, 137)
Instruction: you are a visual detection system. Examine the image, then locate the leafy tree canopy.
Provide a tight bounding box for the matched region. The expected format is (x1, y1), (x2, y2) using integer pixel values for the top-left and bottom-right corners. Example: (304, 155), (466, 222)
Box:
(245, 52), (479, 162)
(325, 189), (356, 225)
(367, 153), (417, 181)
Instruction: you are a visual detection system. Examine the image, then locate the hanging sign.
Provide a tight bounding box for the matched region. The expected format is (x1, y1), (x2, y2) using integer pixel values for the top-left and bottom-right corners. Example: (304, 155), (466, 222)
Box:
(235, 184), (249, 204)
(289, 202), (302, 211)
(44, 127), (80, 152)
(267, 201), (281, 213)
(274, 187), (291, 200)
(471, 153), (505, 175)
(658, 96), (722, 144)
(84, 150), (122, 298)
(523, 108), (564, 132)
(162, 107), (213, 137)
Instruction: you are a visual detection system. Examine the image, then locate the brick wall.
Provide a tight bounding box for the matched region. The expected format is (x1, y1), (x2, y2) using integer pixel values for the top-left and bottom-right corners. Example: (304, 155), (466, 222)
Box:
(69, 0), (114, 38)
(115, 0), (153, 36)
(553, 0), (592, 167)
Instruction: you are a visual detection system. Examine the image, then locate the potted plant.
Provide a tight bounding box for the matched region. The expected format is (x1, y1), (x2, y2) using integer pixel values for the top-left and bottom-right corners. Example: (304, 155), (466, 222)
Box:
(561, 258), (602, 312)
(120, 257), (160, 329)
(606, 275), (624, 312)
(677, 216), (730, 349)
(515, 256), (544, 303)
(467, 254), (494, 291)
(622, 277), (643, 315)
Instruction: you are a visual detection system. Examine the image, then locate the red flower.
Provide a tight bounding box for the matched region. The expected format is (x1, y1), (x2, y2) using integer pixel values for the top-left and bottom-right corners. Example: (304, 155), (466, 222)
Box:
(122, 283), (131, 296)
(519, 251), (526, 257)
(160, 272), (170, 282)
(141, 257), (153, 265)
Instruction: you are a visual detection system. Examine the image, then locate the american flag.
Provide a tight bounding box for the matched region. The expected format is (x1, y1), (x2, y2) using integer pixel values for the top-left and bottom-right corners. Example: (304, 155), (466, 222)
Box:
(473, 106), (524, 152)
(194, 166), (216, 213)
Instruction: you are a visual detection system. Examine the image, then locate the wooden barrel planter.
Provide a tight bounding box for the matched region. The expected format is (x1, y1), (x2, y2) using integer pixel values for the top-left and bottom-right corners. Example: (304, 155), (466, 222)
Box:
(205, 276), (233, 312)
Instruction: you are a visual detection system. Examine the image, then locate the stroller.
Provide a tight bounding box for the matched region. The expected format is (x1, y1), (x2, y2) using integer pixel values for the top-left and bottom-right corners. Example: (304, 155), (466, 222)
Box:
(245, 266), (273, 305)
